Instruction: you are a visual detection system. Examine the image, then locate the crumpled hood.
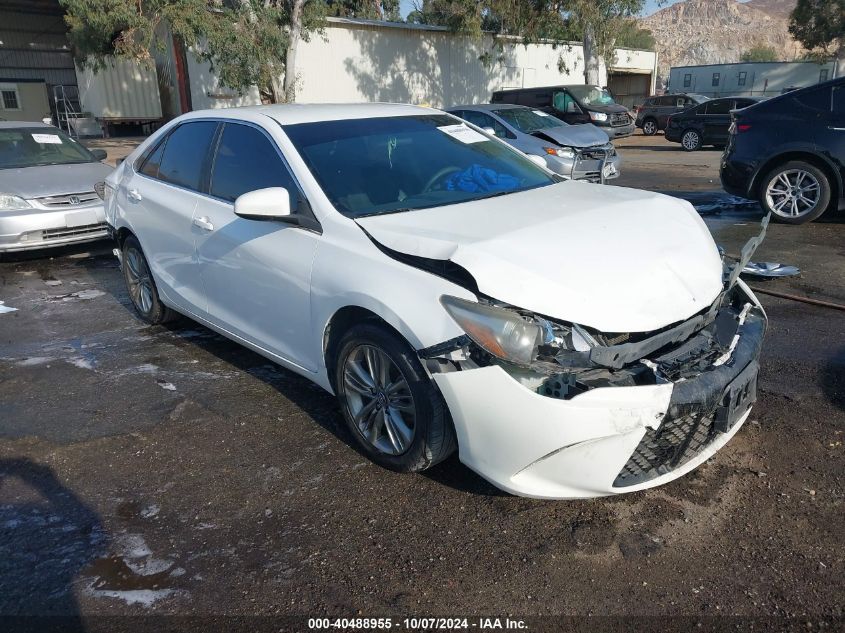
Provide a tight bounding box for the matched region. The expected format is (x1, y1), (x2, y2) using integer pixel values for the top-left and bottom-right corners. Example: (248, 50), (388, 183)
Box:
(0, 162), (114, 199)
(357, 181), (723, 333)
(532, 123), (609, 148)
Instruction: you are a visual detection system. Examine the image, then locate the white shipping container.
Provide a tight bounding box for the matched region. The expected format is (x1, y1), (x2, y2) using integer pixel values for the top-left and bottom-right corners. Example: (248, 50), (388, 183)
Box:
(76, 59), (162, 121)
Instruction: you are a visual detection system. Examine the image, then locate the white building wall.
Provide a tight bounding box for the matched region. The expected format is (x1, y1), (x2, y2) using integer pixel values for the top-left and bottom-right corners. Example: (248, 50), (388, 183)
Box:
(292, 19), (656, 107)
(186, 51), (262, 110)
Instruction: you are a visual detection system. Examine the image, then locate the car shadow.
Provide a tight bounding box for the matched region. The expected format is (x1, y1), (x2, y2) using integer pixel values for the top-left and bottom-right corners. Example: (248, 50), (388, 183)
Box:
(0, 458), (105, 629)
(151, 320), (505, 498)
(820, 344), (845, 412)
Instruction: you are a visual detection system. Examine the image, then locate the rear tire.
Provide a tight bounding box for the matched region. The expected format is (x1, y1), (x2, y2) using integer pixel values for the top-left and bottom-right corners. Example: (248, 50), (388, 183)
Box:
(681, 129), (701, 151)
(121, 235), (176, 324)
(760, 160), (831, 224)
(334, 323), (456, 472)
(641, 118), (658, 136)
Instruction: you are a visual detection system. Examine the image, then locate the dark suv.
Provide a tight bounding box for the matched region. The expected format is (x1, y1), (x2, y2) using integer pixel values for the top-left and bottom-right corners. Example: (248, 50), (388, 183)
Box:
(635, 93), (709, 135)
(491, 85), (635, 138)
(666, 96), (761, 151)
(720, 78), (844, 224)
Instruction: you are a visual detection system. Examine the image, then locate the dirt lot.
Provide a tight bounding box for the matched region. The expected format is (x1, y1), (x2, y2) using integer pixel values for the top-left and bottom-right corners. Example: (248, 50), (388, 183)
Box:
(0, 131), (843, 631)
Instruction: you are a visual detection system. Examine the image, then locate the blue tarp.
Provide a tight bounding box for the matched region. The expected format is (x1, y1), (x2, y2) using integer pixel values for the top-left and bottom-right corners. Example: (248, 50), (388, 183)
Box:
(444, 164), (520, 194)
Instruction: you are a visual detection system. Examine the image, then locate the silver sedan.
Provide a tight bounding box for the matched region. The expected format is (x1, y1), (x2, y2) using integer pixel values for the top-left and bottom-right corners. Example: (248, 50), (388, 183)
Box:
(446, 103), (621, 183)
(0, 121), (113, 254)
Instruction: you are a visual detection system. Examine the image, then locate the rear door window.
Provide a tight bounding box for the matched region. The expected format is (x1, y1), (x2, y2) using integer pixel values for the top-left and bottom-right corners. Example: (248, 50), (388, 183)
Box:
(704, 100), (731, 115)
(209, 122), (298, 210)
(459, 110), (512, 138)
(157, 121), (218, 191)
(794, 86), (832, 113)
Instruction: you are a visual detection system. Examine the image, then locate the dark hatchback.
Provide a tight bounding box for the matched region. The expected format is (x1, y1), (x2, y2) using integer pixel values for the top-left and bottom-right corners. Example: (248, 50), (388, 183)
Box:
(665, 96), (761, 151)
(491, 85), (635, 139)
(721, 78), (845, 224)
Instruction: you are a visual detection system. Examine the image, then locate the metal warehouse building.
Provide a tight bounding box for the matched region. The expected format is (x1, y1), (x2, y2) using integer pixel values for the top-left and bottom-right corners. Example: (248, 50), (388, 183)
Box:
(668, 60), (837, 98)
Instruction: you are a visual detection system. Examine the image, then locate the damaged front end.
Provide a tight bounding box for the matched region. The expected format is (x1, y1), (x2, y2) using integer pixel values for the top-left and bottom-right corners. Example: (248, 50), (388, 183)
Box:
(422, 216), (769, 490)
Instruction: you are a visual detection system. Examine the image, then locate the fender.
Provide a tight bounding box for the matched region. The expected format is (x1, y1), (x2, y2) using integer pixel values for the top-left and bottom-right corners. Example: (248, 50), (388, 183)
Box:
(749, 142), (843, 198)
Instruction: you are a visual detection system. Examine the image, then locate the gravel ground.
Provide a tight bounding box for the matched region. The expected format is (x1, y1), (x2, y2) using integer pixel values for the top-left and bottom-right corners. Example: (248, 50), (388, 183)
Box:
(0, 132), (842, 631)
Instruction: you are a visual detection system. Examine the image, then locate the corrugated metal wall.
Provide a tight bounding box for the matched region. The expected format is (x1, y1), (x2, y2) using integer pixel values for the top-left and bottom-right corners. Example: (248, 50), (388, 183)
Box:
(76, 59), (162, 120)
(0, 7), (77, 87)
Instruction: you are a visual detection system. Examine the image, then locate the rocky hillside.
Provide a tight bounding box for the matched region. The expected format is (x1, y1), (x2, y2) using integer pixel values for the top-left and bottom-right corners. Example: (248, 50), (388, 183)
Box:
(641, 0), (805, 84)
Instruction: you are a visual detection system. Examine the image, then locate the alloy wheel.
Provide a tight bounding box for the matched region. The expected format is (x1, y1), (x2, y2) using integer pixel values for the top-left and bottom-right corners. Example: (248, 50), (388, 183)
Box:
(342, 344), (416, 456)
(643, 120), (656, 135)
(765, 169), (821, 219)
(124, 246), (154, 315)
(682, 130), (700, 150)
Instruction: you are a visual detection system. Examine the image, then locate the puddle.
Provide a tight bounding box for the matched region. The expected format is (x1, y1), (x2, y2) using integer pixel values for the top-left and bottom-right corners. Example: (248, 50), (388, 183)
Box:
(83, 533), (187, 607)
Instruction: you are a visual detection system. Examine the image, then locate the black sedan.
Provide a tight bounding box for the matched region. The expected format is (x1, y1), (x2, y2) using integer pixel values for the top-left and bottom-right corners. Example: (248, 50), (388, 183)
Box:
(665, 97), (761, 151)
(721, 77), (845, 224)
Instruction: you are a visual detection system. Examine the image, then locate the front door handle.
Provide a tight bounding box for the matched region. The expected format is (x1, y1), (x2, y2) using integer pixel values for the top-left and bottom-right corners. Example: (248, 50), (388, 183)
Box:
(127, 188), (142, 202)
(829, 126), (845, 131)
(192, 216), (214, 231)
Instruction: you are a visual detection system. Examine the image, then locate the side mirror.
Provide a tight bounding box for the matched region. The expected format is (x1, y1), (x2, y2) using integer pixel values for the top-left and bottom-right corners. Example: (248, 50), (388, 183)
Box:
(526, 154), (547, 168)
(482, 127), (496, 136)
(91, 148), (107, 161)
(566, 102), (578, 114)
(234, 187), (291, 221)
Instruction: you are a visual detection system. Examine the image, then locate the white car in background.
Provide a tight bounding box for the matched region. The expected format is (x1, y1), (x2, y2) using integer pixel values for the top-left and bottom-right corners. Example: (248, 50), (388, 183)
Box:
(0, 121), (112, 254)
(102, 104), (766, 499)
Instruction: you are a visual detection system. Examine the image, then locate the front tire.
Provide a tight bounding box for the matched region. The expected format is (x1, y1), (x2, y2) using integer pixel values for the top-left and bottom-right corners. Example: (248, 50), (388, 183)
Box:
(760, 160), (831, 224)
(121, 235), (176, 324)
(681, 129), (701, 151)
(334, 323), (456, 472)
(641, 118), (658, 136)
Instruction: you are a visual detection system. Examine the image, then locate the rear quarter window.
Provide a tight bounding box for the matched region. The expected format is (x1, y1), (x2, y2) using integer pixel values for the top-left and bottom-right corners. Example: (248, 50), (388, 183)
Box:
(157, 121), (218, 191)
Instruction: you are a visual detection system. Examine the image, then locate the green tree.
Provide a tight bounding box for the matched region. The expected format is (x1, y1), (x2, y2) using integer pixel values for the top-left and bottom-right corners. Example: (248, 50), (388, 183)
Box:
(789, 0), (845, 75)
(60, 0), (327, 103)
(612, 19), (655, 50)
(408, 0), (646, 85)
(327, 0), (401, 21)
(740, 44), (778, 62)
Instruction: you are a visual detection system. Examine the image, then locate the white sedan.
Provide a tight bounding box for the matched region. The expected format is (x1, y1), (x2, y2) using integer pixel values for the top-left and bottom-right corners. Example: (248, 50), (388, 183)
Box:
(102, 104), (766, 499)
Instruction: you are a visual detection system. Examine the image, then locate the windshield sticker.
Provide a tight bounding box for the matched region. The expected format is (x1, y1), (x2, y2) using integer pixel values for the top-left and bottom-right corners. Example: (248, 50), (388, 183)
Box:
(31, 133), (62, 144)
(437, 124), (488, 144)
(533, 110), (551, 117)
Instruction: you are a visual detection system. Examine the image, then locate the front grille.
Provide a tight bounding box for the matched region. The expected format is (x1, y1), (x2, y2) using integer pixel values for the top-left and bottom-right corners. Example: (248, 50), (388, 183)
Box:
(578, 146), (609, 161)
(36, 191), (99, 207)
(42, 222), (107, 240)
(610, 112), (631, 127)
(614, 406), (718, 487)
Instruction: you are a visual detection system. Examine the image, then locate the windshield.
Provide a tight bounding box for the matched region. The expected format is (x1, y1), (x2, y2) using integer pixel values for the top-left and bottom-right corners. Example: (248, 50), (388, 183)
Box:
(0, 127), (97, 169)
(493, 108), (566, 133)
(565, 85), (617, 107)
(283, 115), (556, 218)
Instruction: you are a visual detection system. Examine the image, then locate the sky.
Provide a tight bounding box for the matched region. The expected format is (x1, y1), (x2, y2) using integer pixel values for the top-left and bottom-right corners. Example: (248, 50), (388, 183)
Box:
(397, 0), (687, 19)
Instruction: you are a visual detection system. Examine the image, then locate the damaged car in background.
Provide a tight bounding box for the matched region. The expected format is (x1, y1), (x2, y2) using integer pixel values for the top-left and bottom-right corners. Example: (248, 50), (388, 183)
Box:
(101, 104), (767, 499)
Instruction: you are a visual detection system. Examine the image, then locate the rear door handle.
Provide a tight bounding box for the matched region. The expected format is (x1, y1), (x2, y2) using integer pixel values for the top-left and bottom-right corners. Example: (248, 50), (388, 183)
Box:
(192, 216), (214, 232)
(127, 188), (142, 202)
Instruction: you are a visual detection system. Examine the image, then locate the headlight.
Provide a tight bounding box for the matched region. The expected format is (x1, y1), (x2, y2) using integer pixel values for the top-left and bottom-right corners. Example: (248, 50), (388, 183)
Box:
(0, 194), (31, 211)
(543, 146), (576, 159)
(588, 112), (608, 122)
(441, 296), (542, 366)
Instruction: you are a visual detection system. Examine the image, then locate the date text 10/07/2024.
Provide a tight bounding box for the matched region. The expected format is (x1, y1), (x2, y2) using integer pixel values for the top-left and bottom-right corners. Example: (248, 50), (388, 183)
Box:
(307, 617), (528, 630)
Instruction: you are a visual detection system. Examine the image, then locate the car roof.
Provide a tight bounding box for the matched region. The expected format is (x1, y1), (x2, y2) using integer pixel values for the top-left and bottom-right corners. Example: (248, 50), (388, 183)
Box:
(184, 103), (439, 126)
(447, 103), (525, 112)
(0, 121), (54, 129)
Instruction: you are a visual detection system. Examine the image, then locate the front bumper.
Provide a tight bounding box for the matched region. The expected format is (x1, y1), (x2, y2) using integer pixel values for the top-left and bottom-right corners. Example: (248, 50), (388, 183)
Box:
(432, 289), (766, 499)
(546, 150), (621, 183)
(0, 203), (108, 252)
(602, 122), (635, 139)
